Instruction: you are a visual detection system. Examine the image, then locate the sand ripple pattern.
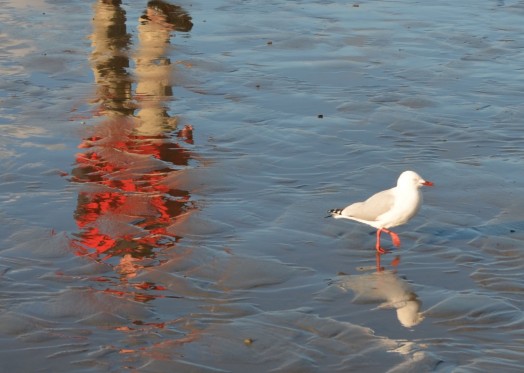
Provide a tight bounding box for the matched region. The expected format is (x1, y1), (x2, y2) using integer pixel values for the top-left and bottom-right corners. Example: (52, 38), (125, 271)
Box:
(1, 0), (524, 372)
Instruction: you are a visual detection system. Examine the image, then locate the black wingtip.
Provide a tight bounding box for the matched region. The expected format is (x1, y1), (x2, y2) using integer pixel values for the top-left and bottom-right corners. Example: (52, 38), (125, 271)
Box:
(326, 208), (342, 218)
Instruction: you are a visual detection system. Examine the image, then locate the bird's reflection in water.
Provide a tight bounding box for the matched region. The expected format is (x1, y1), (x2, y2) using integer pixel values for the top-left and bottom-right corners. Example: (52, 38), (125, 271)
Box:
(335, 268), (424, 328)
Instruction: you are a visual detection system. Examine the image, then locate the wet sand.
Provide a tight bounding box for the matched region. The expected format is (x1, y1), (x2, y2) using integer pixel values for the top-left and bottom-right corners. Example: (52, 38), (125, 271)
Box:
(1, 0), (524, 372)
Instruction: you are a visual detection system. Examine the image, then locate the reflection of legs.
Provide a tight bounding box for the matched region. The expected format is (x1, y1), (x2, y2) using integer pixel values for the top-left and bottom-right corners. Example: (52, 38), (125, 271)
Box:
(134, 2), (191, 136)
(375, 252), (383, 272)
(376, 253), (401, 272)
(91, 0), (132, 116)
(391, 255), (401, 268)
(135, 10), (172, 136)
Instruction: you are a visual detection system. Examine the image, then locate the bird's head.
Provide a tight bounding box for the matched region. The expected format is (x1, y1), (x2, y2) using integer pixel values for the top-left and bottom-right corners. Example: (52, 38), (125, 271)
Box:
(397, 170), (434, 188)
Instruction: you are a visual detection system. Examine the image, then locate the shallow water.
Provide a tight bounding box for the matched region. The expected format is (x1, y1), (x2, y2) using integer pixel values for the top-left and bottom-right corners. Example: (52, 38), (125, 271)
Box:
(1, 0), (524, 371)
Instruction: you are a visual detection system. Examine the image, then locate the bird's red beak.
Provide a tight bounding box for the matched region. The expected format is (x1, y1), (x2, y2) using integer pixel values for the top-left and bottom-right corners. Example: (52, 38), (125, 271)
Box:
(422, 180), (434, 187)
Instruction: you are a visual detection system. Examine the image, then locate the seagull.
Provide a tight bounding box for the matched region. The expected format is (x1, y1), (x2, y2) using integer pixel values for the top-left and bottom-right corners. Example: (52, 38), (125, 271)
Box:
(327, 170), (433, 255)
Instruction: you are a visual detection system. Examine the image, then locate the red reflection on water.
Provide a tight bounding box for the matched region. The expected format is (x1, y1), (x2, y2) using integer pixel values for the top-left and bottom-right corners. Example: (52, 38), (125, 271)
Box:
(70, 0), (195, 294)
(71, 119), (194, 262)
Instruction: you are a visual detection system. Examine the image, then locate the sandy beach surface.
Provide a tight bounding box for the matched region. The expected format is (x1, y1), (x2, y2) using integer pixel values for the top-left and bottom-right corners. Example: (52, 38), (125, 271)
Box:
(1, 0), (524, 371)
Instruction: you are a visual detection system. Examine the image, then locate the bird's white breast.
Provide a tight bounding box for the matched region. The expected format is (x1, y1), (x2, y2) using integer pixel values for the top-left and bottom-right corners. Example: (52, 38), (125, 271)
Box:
(376, 188), (422, 228)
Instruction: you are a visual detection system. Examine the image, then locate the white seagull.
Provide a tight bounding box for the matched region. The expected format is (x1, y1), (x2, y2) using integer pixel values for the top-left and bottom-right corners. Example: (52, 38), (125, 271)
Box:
(327, 170), (433, 254)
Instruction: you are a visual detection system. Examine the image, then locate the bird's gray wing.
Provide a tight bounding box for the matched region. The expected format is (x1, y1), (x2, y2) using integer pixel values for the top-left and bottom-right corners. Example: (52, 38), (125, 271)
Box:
(341, 188), (395, 221)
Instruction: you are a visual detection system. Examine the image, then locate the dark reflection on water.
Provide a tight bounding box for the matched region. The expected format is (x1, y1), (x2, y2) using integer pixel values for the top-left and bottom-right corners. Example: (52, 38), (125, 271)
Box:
(70, 0), (195, 296)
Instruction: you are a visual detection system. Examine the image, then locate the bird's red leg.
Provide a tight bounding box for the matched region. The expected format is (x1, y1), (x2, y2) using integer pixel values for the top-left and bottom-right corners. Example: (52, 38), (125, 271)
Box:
(375, 229), (391, 254)
(382, 228), (401, 247)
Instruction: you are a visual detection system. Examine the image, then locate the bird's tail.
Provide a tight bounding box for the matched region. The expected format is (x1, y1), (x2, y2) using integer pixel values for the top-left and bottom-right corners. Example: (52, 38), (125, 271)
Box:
(325, 208), (343, 218)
